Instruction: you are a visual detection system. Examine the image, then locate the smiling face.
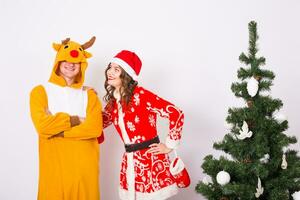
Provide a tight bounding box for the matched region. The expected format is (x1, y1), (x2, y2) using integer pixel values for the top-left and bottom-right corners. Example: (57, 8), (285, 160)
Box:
(58, 61), (81, 80)
(49, 38), (95, 88)
(104, 62), (138, 105)
(106, 62), (123, 89)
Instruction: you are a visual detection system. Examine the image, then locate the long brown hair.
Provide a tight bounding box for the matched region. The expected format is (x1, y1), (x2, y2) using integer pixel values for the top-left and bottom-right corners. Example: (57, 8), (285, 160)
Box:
(104, 63), (138, 111)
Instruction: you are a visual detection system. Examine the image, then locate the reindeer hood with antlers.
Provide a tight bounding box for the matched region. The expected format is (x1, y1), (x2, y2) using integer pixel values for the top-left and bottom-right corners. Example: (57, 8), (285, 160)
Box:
(49, 36), (96, 89)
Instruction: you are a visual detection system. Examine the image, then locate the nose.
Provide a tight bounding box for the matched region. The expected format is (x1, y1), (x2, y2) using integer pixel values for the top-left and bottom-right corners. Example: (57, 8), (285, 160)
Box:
(107, 69), (112, 76)
(70, 50), (79, 58)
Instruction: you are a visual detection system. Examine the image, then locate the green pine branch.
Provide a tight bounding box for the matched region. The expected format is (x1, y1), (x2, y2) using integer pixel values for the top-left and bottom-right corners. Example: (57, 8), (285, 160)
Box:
(196, 21), (300, 200)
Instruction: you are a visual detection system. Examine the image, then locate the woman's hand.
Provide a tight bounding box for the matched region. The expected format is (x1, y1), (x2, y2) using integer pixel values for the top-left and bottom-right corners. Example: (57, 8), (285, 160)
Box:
(147, 143), (173, 155)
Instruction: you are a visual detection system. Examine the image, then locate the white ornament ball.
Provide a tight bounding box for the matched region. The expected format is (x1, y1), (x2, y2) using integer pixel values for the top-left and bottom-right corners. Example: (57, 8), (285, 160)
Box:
(292, 191), (300, 200)
(216, 170), (231, 185)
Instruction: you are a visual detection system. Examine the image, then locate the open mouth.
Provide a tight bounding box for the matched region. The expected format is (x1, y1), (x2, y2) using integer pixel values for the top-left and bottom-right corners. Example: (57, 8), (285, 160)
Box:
(65, 67), (76, 71)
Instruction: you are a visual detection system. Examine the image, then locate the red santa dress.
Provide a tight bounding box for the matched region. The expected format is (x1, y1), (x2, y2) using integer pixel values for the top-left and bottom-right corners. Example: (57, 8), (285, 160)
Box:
(103, 86), (184, 200)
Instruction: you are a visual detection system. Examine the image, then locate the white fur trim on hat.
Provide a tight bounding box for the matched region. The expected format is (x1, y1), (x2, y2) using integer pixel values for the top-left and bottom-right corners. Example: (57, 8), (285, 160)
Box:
(111, 57), (138, 80)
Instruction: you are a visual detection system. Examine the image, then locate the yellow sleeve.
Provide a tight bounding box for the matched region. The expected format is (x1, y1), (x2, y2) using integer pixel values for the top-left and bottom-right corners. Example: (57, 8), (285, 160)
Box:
(30, 85), (71, 138)
(63, 90), (103, 139)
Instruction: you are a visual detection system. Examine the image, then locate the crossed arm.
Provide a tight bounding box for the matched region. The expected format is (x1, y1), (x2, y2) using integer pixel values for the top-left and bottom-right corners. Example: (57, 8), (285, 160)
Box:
(30, 85), (103, 139)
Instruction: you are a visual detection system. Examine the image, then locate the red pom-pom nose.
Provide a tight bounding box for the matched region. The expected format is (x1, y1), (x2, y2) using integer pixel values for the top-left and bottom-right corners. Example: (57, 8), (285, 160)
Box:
(70, 50), (79, 58)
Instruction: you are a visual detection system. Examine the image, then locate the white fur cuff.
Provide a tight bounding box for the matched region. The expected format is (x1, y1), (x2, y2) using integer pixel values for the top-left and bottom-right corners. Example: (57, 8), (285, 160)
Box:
(165, 137), (180, 149)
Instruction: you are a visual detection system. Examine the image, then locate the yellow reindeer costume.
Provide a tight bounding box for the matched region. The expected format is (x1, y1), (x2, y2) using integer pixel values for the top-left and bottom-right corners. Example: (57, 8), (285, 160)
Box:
(30, 37), (102, 200)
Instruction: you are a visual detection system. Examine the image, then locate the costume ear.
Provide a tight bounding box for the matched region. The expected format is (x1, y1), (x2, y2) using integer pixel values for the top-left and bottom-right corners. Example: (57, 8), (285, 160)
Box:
(52, 43), (61, 51)
(84, 51), (92, 58)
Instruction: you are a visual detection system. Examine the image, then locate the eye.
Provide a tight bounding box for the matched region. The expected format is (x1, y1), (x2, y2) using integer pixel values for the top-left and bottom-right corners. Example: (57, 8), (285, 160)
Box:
(79, 47), (83, 51)
(64, 45), (69, 49)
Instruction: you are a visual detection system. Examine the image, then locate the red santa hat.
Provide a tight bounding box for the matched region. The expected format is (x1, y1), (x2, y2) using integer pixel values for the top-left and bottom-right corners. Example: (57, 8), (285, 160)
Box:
(111, 50), (142, 80)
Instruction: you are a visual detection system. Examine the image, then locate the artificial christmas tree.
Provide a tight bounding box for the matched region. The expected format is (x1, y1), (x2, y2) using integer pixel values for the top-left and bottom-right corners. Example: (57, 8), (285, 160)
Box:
(196, 21), (300, 200)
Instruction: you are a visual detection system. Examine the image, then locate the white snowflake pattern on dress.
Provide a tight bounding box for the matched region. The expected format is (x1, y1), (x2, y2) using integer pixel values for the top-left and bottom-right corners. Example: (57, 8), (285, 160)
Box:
(149, 115), (156, 127)
(134, 115), (140, 124)
(131, 135), (146, 143)
(126, 121), (136, 132)
(133, 93), (140, 106)
(132, 135), (141, 143)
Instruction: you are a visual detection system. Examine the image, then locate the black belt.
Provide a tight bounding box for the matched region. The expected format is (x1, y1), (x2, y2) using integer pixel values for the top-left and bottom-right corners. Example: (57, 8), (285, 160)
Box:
(125, 136), (160, 153)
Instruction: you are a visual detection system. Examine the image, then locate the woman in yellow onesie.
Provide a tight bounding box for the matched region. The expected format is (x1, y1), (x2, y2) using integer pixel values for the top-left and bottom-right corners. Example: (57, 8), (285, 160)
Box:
(30, 37), (103, 200)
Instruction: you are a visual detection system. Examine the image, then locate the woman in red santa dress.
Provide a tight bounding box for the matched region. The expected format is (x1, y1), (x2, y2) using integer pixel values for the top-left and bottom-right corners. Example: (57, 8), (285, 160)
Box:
(102, 50), (184, 200)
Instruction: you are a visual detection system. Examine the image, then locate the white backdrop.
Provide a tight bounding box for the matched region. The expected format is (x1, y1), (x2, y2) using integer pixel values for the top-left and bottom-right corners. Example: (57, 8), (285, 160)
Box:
(0, 0), (299, 199)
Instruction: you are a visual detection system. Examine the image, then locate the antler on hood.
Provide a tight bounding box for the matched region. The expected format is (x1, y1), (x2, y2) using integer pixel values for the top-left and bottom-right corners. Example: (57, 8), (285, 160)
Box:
(81, 36), (96, 50)
(61, 38), (70, 45)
